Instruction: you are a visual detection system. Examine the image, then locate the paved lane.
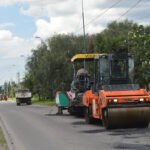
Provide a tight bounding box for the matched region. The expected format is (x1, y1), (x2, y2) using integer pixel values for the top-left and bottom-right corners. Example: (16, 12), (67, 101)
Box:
(0, 101), (150, 150)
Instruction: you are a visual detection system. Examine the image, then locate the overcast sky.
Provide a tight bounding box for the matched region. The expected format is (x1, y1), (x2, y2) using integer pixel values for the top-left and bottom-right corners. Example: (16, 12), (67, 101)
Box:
(0, 0), (149, 85)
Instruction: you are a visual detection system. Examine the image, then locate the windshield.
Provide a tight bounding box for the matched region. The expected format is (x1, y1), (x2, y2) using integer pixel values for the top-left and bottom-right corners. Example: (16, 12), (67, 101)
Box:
(128, 57), (134, 83)
(99, 57), (109, 84)
(111, 59), (127, 79)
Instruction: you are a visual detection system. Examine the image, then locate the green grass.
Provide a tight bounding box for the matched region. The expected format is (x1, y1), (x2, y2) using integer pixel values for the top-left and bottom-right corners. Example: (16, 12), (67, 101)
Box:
(8, 97), (15, 101)
(8, 96), (56, 106)
(0, 127), (8, 150)
(32, 97), (56, 106)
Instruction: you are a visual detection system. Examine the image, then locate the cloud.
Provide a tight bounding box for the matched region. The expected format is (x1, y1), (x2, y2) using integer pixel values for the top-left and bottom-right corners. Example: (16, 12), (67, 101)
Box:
(20, 5), (47, 18)
(0, 22), (15, 29)
(28, 0), (112, 37)
(0, 29), (33, 58)
(20, 0), (77, 18)
(19, 0), (149, 39)
(0, 29), (36, 84)
(0, 0), (149, 47)
(0, 0), (34, 6)
(1, 0), (149, 38)
(34, 16), (79, 38)
(0, 30), (13, 40)
(0, 0), (149, 44)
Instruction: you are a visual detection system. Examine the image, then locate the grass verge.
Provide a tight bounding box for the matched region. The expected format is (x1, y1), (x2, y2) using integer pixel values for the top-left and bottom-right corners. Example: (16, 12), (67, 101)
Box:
(32, 97), (55, 106)
(0, 127), (8, 150)
(8, 97), (15, 101)
(8, 97), (56, 106)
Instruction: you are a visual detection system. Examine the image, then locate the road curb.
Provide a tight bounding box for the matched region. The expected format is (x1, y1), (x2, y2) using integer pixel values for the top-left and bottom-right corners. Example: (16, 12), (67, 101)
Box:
(0, 115), (15, 150)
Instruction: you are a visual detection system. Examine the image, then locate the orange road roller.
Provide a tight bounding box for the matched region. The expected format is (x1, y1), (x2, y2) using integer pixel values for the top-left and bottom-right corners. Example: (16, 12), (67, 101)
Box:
(82, 52), (150, 129)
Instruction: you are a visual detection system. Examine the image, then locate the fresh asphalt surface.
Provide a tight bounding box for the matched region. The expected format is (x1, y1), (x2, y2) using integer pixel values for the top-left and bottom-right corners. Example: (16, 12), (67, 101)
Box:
(0, 101), (150, 150)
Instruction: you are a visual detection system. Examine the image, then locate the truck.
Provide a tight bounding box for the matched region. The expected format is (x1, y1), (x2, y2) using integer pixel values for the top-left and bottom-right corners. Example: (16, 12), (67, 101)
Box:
(15, 89), (32, 106)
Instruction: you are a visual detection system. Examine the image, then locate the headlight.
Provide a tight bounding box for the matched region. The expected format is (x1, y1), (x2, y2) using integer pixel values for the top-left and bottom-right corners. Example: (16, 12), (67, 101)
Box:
(113, 99), (118, 103)
(139, 98), (144, 102)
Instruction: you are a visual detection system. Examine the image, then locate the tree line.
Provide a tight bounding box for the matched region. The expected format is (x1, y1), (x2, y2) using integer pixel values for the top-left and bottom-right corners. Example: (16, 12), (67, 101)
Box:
(21, 20), (150, 100)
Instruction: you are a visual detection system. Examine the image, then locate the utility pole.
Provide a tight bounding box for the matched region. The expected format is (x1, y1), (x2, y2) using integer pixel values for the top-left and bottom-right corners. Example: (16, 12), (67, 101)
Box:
(17, 72), (20, 88)
(82, 0), (86, 68)
(82, 0), (86, 53)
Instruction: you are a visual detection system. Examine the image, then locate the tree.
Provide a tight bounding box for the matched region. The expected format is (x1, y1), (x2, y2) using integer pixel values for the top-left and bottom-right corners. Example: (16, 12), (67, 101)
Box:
(23, 20), (150, 100)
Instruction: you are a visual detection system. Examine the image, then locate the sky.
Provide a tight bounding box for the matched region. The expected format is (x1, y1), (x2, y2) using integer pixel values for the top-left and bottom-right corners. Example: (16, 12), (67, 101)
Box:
(0, 0), (149, 85)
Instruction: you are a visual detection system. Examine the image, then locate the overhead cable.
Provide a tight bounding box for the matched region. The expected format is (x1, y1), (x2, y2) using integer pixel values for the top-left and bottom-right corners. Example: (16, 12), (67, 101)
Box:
(75, 0), (123, 33)
(118, 0), (143, 20)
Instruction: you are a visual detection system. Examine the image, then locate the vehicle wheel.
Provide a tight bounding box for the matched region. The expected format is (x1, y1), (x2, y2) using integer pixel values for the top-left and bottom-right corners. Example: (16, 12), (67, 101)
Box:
(138, 121), (149, 128)
(27, 101), (31, 105)
(75, 109), (84, 117)
(16, 103), (20, 106)
(102, 108), (111, 129)
(85, 106), (93, 124)
(16, 99), (20, 106)
(68, 107), (76, 115)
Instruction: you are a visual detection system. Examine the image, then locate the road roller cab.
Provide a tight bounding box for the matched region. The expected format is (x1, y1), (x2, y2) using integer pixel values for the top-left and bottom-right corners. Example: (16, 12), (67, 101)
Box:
(68, 53), (103, 116)
(83, 52), (150, 129)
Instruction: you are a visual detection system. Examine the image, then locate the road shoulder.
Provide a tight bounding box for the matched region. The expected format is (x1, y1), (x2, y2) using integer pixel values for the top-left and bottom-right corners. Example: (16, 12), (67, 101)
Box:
(0, 114), (15, 150)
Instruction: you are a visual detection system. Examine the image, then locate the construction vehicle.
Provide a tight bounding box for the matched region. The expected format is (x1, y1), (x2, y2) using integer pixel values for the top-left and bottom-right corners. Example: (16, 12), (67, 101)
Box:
(16, 89), (32, 106)
(67, 54), (103, 116)
(82, 52), (150, 128)
(55, 54), (101, 116)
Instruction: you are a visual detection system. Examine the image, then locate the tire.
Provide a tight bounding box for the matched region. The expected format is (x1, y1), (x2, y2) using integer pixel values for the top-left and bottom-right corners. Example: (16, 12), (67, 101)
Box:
(16, 102), (20, 106)
(102, 108), (111, 129)
(27, 101), (32, 105)
(85, 106), (94, 124)
(68, 107), (76, 115)
(26, 98), (32, 105)
(138, 121), (149, 128)
(68, 110), (75, 115)
(16, 99), (21, 106)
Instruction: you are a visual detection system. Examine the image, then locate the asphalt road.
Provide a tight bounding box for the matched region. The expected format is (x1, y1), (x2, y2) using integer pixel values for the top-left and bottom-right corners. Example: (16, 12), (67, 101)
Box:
(0, 101), (150, 150)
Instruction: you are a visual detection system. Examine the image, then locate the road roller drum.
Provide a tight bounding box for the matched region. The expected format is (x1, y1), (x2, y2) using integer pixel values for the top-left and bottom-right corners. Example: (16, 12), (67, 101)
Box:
(102, 106), (150, 129)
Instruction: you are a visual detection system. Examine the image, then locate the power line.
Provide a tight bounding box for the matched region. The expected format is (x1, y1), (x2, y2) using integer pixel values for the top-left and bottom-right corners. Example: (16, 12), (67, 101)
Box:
(126, 0), (149, 23)
(85, 0), (123, 27)
(118, 0), (143, 20)
(75, 0), (123, 33)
